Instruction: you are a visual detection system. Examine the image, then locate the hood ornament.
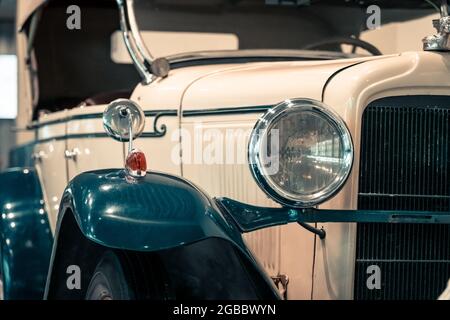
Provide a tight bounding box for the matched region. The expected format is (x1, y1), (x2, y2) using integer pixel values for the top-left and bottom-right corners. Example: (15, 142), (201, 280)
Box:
(423, 0), (450, 51)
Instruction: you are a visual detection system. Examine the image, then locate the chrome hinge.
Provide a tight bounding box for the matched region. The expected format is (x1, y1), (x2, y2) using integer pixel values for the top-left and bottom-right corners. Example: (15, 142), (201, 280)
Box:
(271, 274), (289, 300)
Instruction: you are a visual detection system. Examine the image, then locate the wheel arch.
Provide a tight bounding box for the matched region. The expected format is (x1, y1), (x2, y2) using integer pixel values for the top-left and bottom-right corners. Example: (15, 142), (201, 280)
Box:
(0, 167), (53, 299)
(44, 207), (107, 299)
(44, 168), (251, 299)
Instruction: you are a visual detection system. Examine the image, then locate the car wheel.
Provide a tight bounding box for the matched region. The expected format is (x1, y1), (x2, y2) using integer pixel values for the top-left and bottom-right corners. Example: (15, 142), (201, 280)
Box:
(85, 250), (135, 300)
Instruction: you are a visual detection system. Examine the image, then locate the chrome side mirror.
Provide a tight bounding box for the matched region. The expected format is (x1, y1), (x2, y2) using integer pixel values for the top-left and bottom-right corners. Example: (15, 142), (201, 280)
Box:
(103, 99), (148, 178)
(103, 99), (145, 142)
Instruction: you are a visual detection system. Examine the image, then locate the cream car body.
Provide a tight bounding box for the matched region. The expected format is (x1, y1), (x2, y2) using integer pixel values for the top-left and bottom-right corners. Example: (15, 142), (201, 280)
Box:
(12, 0), (449, 300)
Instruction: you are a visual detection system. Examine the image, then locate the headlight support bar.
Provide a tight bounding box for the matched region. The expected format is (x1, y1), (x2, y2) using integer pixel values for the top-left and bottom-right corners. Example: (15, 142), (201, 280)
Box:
(217, 197), (450, 235)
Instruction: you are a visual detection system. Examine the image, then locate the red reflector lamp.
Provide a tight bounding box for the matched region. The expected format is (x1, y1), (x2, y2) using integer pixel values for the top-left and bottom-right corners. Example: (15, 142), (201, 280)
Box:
(125, 149), (147, 178)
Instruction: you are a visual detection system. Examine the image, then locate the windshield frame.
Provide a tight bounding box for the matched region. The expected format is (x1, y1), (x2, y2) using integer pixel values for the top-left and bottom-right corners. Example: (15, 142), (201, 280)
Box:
(119, 0), (363, 84)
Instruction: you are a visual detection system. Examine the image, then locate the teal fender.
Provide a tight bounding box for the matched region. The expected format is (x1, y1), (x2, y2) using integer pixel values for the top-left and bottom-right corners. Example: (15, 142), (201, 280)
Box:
(57, 169), (248, 251)
(0, 168), (53, 299)
(46, 169), (279, 298)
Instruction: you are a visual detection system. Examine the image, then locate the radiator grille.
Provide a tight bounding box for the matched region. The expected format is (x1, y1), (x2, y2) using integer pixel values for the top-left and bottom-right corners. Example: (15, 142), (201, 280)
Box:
(355, 96), (450, 300)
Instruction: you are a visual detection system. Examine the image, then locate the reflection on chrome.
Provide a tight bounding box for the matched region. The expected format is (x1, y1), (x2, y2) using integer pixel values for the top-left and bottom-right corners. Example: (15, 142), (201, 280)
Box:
(248, 98), (353, 208)
(305, 155), (342, 164)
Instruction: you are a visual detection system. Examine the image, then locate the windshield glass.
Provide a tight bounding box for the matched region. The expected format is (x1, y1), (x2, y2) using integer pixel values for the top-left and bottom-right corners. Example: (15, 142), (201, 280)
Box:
(125, 0), (435, 59)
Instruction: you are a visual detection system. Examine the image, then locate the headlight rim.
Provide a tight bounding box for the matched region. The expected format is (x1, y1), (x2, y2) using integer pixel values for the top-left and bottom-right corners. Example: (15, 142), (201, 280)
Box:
(248, 98), (354, 208)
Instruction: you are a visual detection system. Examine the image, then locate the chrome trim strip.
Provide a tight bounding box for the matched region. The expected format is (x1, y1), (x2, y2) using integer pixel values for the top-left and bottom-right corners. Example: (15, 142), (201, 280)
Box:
(21, 105), (271, 146)
(28, 110), (178, 129)
(182, 105), (272, 117)
(167, 49), (361, 67)
(28, 105), (270, 129)
(145, 110), (177, 137)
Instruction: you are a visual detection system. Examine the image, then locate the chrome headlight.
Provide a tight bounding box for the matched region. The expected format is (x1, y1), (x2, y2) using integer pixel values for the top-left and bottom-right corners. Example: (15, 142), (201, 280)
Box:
(248, 98), (353, 208)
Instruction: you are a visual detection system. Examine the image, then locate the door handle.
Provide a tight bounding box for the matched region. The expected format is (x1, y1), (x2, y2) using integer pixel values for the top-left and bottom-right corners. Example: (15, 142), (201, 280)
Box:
(31, 151), (46, 162)
(64, 148), (80, 161)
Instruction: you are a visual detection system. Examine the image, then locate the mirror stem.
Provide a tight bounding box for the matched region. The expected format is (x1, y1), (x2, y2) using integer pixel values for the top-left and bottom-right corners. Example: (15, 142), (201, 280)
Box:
(128, 111), (133, 154)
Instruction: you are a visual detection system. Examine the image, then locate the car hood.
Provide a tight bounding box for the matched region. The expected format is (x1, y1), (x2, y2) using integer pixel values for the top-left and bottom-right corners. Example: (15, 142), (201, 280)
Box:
(177, 55), (393, 111)
(131, 55), (393, 111)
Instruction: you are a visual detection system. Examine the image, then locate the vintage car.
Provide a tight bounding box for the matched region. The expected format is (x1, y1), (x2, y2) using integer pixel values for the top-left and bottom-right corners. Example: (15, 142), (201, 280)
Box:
(0, 0), (449, 300)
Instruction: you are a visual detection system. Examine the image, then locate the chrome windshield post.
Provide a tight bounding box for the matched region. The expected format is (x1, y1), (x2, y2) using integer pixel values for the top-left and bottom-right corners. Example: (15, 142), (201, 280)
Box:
(423, 0), (450, 51)
(442, 0), (449, 17)
(116, 0), (170, 84)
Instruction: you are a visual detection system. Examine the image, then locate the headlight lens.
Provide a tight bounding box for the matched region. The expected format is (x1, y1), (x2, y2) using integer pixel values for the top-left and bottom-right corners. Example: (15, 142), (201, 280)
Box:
(248, 98), (353, 208)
